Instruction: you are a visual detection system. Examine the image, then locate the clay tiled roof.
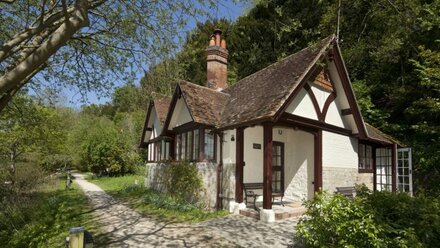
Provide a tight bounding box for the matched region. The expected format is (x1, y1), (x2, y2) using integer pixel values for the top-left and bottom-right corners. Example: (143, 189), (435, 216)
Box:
(365, 123), (402, 146)
(219, 35), (335, 128)
(152, 94), (171, 126)
(178, 81), (230, 126)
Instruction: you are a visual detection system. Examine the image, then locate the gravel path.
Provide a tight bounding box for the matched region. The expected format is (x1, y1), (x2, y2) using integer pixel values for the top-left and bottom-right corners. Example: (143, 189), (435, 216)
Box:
(73, 173), (299, 247)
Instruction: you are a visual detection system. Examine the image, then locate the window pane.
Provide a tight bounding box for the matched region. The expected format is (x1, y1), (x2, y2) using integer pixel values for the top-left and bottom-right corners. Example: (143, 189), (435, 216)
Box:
(182, 133), (186, 160)
(205, 131), (214, 161)
(176, 134), (181, 161)
(194, 129), (199, 161)
(187, 131), (193, 160)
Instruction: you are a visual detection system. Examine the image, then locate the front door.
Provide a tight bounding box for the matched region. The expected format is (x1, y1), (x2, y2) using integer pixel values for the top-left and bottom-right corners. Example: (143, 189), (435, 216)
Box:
(397, 148), (413, 196)
(272, 142), (284, 193)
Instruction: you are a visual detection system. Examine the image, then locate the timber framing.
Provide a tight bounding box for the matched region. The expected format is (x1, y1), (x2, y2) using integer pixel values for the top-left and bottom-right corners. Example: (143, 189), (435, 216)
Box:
(314, 130), (323, 192)
(279, 112), (352, 136)
(235, 127), (244, 203)
(263, 122), (273, 209)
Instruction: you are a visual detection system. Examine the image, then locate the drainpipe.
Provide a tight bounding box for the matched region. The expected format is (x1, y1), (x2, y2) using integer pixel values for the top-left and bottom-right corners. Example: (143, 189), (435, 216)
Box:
(216, 132), (224, 210)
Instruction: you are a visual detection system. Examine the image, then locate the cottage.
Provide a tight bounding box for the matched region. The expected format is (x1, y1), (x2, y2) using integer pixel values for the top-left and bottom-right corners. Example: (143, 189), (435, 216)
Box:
(140, 30), (413, 222)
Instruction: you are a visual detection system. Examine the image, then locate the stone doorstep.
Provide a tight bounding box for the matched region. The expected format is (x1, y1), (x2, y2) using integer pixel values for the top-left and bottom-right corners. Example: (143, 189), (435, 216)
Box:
(239, 207), (306, 221)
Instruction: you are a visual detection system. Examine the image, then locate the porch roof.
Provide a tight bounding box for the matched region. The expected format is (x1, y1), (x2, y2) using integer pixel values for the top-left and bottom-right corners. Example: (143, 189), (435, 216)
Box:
(365, 123), (403, 146)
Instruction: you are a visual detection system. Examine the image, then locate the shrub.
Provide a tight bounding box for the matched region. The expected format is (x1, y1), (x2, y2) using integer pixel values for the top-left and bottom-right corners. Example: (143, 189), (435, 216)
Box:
(363, 190), (440, 247)
(296, 189), (440, 247)
(163, 161), (203, 203)
(82, 138), (140, 176)
(296, 192), (389, 247)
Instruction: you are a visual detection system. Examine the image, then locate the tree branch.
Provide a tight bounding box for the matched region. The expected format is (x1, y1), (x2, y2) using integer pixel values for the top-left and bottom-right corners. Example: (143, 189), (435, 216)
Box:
(0, 0), (90, 96)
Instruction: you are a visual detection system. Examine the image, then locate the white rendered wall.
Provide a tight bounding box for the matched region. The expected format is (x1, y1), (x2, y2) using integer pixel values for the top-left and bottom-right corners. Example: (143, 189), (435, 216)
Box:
(239, 126), (315, 202)
(168, 97), (193, 129)
(243, 126), (264, 183)
(222, 129), (236, 164)
(325, 98), (346, 128)
(285, 88), (318, 120)
(273, 127), (315, 201)
(322, 131), (358, 169)
(310, 85), (330, 112)
(309, 84), (346, 128)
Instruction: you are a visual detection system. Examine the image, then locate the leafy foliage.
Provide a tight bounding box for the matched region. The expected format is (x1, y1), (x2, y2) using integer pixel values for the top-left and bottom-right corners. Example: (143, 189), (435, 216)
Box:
(163, 161), (203, 203)
(92, 174), (227, 223)
(0, 173), (106, 247)
(296, 189), (440, 247)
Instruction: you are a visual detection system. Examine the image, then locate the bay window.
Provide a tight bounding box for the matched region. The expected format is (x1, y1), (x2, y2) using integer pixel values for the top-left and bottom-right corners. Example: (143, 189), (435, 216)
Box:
(175, 127), (215, 162)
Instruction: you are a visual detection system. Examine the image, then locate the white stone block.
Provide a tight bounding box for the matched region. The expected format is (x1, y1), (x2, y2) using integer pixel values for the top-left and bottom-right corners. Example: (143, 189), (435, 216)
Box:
(228, 201), (246, 214)
(260, 209), (275, 223)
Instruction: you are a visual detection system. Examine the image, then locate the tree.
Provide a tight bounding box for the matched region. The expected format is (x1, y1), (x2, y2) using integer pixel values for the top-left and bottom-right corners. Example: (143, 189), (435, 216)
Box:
(0, 0), (215, 111)
(229, 0), (331, 79)
(0, 95), (64, 181)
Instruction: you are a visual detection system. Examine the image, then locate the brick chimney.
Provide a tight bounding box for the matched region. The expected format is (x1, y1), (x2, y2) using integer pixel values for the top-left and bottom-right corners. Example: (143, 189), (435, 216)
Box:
(206, 29), (228, 91)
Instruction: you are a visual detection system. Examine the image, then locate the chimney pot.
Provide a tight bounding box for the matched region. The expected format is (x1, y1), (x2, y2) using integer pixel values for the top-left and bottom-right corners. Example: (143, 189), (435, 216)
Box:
(221, 39), (226, 49)
(214, 29), (222, 47)
(209, 35), (215, 46)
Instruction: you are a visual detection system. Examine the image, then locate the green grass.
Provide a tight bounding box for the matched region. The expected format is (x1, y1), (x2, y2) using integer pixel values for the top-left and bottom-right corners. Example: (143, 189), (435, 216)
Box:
(0, 175), (108, 248)
(91, 174), (228, 223)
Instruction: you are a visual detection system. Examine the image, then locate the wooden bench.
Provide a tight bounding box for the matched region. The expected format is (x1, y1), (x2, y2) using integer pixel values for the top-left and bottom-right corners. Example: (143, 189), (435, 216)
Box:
(243, 183), (284, 210)
(336, 186), (356, 198)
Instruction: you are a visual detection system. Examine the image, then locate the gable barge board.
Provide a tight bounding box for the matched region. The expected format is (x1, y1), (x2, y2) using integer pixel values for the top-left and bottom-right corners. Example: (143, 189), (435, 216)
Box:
(139, 101), (154, 148)
(332, 43), (367, 138)
(162, 84), (183, 132)
(280, 112), (352, 136)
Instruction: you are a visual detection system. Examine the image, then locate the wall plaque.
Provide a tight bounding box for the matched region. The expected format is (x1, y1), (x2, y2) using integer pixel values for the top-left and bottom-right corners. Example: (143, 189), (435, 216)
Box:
(253, 143), (261, 149)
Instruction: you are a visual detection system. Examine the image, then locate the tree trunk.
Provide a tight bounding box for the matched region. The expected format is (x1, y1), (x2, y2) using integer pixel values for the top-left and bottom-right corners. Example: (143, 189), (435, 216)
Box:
(9, 150), (16, 184)
(0, 0), (89, 99)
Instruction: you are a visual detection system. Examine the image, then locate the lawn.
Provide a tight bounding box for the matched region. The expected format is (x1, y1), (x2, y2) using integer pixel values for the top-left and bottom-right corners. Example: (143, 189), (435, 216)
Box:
(90, 173), (228, 223)
(0, 174), (108, 247)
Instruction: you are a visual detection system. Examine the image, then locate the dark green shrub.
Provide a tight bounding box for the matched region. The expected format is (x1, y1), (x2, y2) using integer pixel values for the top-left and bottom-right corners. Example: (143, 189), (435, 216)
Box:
(163, 161), (203, 203)
(364, 191), (440, 247)
(296, 192), (390, 247)
(296, 189), (440, 247)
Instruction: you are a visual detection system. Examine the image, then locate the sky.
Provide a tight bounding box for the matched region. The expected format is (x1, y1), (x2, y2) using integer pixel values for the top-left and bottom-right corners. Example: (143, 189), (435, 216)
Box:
(55, 0), (249, 109)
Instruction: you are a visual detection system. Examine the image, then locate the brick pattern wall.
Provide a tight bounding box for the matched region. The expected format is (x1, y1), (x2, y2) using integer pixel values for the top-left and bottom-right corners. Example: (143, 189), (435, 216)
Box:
(322, 167), (373, 193)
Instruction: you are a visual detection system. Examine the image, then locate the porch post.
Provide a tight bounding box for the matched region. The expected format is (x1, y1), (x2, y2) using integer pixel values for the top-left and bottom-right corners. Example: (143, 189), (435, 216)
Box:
(235, 127), (244, 203)
(314, 130), (323, 192)
(391, 143), (397, 192)
(263, 122), (273, 209)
